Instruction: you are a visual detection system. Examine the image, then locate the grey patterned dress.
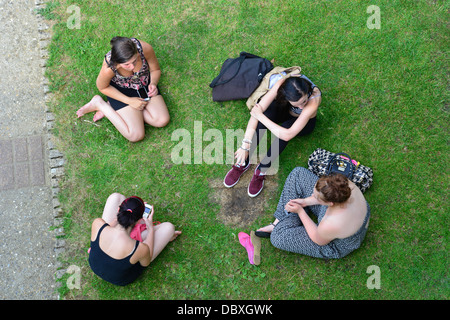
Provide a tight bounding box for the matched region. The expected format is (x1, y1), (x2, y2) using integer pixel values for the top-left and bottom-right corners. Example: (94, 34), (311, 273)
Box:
(270, 167), (370, 259)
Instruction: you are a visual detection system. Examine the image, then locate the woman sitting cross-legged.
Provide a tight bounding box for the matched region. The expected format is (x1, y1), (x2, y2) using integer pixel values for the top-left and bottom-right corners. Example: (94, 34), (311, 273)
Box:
(255, 167), (370, 259)
(89, 193), (181, 286)
(76, 37), (169, 142)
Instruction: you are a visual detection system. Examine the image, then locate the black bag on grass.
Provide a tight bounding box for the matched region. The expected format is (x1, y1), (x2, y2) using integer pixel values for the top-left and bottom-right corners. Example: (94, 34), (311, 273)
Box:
(209, 52), (273, 101)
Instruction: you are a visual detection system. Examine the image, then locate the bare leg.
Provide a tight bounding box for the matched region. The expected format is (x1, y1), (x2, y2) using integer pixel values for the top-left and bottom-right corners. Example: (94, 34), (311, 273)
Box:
(142, 95), (170, 128)
(140, 222), (181, 262)
(115, 107), (145, 142)
(101, 193), (126, 226)
(76, 95), (145, 142)
(93, 96), (169, 125)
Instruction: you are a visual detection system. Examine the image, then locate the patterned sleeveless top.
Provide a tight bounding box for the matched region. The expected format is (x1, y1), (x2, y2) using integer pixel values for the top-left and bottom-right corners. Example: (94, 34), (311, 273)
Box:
(104, 38), (150, 90)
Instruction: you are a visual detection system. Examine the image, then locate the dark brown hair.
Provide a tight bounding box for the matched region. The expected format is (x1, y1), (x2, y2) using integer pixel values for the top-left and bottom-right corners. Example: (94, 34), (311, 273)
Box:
(275, 77), (313, 112)
(109, 37), (138, 66)
(315, 174), (351, 204)
(116, 196), (145, 229)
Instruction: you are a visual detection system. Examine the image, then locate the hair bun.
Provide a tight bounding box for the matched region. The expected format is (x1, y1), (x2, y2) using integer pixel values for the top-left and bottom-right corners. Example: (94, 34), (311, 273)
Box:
(316, 174), (351, 203)
(117, 196), (145, 229)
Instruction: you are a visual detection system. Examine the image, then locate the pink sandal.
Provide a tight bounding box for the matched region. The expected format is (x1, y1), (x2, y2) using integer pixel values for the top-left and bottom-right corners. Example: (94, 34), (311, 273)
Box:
(238, 232), (255, 265)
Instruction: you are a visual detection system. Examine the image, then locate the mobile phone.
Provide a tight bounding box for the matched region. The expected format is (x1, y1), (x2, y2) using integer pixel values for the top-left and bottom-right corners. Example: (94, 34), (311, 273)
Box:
(143, 204), (152, 218)
(138, 87), (149, 101)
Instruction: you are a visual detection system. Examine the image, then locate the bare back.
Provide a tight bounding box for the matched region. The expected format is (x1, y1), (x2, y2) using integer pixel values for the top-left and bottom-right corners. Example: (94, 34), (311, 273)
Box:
(320, 182), (368, 239)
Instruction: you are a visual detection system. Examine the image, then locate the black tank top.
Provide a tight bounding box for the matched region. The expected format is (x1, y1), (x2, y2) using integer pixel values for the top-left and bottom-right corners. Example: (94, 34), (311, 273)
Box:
(88, 223), (146, 286)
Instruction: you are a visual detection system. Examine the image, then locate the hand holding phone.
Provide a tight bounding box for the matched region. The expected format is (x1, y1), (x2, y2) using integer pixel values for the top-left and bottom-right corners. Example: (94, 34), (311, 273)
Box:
(143, 203), (153, 219)
(138, 87), (150, 101)
(129, 97), (147, 110)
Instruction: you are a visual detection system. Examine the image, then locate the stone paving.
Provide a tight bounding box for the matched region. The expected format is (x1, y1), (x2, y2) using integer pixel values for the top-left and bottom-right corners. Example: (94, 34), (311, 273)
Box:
(0, 0), (64, 300)
(0, 136), (47, 190)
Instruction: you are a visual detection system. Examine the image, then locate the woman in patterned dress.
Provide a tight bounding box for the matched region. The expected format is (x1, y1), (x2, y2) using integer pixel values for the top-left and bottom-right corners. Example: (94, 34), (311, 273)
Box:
(256, 167), (370, 259)
(76, 37), (169, 142)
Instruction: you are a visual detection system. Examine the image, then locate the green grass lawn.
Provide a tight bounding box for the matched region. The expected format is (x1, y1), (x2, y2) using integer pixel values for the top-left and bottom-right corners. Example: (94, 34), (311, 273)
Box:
(42, 0), (448, 299)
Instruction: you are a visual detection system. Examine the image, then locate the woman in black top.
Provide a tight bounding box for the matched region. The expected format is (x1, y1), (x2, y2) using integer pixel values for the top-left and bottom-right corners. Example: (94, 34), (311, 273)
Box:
(89, 193), (181, 286)
(223, 75), (322, 197)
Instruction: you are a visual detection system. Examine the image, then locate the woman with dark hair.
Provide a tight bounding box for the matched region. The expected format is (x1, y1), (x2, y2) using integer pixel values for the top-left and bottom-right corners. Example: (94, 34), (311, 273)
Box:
(89, 193), (181, 286)
(223, 75), (322, 197)
(76, 37), (169, 142)
(255, 167), (370, 259)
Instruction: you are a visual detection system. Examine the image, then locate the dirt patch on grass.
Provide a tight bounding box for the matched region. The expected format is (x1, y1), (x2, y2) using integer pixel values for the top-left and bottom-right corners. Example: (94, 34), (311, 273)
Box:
(209, 166), (279, 228)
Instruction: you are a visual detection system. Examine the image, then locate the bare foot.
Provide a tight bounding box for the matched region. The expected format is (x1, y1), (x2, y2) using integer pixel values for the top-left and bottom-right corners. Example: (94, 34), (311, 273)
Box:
(76, 95), (104, 118)
(256, 222), (276, 233)
(170, 231), (182, 241)
(93, 110), (105, 122)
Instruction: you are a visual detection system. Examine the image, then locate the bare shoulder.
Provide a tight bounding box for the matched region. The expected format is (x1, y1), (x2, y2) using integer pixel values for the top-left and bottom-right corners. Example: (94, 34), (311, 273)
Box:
(91, 218), (107, 241)
(349, 182), (366, 205)
(92, 218), (106, 229)
(139, 40), (154, 54)
(312, 86), (321, 95)
(100, 59), (115, 75)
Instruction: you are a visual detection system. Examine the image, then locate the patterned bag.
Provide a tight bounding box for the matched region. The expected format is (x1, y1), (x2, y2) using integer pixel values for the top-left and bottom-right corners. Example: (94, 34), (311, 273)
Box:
(307, 148), (374, 193)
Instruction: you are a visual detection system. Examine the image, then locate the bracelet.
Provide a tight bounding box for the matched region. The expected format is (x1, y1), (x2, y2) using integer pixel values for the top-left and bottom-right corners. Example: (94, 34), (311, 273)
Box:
(240, 146), (250, 152)
(242, 138), (252, 144)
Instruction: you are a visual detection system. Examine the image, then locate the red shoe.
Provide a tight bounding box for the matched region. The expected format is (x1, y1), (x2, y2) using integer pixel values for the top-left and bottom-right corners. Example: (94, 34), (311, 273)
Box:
(248, 167), (265, 197)
(223, 163), (250, 188)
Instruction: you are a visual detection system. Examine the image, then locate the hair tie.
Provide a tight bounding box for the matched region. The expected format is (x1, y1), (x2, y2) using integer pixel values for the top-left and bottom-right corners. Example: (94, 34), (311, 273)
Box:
(127, 209), (133, 213)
